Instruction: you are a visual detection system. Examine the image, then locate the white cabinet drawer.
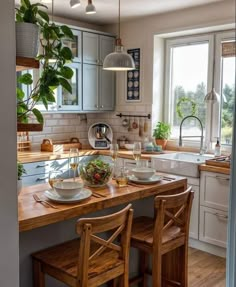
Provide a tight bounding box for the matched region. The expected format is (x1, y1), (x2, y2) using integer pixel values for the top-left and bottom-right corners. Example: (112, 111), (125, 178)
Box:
(23, 158), (69, 176)
(199, 206), (228, 248)
(200, 171), (229, 211)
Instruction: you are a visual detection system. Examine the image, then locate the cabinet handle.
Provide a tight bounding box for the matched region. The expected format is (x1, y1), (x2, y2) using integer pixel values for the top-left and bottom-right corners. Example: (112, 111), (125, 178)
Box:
(215, 176), (230, 181)
(36, 164), (49, 168)
(36, 177), (48, 182)
(58, 105), (62, 108)
(214, 212), (228, 220)
(100, 105), (104, 108)
(94, 104), (98, 108)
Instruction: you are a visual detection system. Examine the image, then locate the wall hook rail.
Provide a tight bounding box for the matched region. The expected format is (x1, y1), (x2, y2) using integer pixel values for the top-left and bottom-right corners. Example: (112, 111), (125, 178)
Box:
(116, 113), (151, 119)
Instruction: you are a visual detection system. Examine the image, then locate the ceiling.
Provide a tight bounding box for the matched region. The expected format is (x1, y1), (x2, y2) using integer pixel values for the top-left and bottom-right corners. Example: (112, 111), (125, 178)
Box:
(15, 0), (223, 25)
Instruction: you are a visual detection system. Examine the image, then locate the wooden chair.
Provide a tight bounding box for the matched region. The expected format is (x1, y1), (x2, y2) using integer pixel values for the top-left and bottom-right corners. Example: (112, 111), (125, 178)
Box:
(130, 187), (194, 287)
(32, 204), (133, 287)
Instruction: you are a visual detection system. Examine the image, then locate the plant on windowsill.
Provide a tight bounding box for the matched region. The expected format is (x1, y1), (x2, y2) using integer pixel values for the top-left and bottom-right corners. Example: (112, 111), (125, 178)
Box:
(17, 162), (26, 195)
(16, 0), (74, 132)
(152, 121), (171, 150)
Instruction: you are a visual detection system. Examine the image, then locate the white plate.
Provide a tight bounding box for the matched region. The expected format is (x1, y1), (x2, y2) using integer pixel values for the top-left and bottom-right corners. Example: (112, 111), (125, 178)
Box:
(44, 188), (92, 203)
(128, 174), (162, 184)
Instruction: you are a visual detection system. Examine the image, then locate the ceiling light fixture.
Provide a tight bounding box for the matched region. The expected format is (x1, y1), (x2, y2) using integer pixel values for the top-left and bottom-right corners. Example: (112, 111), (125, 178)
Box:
(204, 35), (219, 103)
(70, 0), (81, 9)
(85, 0), (96, 14)
(103, 0), (135, 71)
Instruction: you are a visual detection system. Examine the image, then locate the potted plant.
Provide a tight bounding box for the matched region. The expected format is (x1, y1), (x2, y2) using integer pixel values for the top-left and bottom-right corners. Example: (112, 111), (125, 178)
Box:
(17, 162), (26, 195)
(16, 0), (74, 130)
(15, 0), (49, 58)
(152, 121), (171, 150)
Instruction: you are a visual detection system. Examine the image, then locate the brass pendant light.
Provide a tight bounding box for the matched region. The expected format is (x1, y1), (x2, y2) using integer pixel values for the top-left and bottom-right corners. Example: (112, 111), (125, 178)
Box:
(103, 0), (135, 71)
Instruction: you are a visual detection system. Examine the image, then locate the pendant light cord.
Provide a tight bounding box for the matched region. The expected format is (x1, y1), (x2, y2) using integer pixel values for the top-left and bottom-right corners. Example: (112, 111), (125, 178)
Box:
(118, 0), (120, 39)
(52, 0), (54, 23)
(212, 34), (216, 89)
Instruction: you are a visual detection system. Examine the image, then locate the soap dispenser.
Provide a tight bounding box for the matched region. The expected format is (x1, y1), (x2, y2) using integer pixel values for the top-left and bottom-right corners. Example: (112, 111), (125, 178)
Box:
(214, 137), (221, 157)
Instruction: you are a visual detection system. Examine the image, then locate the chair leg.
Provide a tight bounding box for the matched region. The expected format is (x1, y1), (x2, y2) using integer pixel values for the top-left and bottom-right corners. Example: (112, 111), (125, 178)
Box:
(139, 251), (148, 287)
(33, 259), (45, 287)
(179, 245), (188, 287)
(152, 252), (162, 287)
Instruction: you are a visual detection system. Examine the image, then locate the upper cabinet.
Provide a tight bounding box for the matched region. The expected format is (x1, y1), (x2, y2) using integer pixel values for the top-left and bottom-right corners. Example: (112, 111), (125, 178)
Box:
(61, 29), (82, 63)
(82, 32), (115, 112)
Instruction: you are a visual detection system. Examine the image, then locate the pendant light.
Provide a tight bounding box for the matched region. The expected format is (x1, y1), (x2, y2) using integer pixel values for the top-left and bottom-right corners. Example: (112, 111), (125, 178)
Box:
(70, 0), (81, 8)
(103, 0), (135, 71)
(204, 35), (220, 103)
(85, 0), (96, 14)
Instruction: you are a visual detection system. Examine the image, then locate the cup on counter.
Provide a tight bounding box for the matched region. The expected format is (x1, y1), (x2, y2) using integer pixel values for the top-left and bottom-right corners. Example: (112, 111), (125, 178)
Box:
(113, 166), (129, 187)
(136, 159), (149, 168)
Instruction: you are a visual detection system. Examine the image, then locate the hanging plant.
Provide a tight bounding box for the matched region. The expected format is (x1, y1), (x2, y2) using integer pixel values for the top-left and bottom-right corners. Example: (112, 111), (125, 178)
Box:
(176, 97), (197, 119)
(16, 0), (74, 125)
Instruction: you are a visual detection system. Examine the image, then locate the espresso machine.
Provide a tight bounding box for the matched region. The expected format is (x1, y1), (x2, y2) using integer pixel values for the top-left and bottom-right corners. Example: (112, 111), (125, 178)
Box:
(88, 122), (113, 149)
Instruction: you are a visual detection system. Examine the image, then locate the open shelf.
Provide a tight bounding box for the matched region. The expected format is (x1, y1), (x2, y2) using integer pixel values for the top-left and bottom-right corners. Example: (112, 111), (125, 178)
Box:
(16, 56), (39, 71)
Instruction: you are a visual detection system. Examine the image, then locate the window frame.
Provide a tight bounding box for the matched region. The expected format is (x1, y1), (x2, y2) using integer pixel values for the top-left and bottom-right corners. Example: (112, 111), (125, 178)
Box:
(164, 31), (235, 150)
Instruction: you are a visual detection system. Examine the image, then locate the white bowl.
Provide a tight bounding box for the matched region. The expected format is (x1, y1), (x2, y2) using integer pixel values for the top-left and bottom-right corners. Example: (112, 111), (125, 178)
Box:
(124, 143), (134, 150)
(132, 167), (156, 180)
(53, 181), (83, 198)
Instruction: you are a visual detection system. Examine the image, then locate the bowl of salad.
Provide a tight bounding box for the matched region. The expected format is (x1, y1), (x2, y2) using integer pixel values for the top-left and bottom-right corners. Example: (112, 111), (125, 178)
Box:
(79, 157), (113, 187)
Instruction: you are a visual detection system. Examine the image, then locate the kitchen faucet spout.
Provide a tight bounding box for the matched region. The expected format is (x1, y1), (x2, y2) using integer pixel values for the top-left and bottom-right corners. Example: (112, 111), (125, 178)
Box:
(179, 115), (204, 155)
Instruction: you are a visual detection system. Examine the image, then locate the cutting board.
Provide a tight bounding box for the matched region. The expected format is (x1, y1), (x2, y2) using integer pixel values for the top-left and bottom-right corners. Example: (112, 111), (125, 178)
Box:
(205, 156), (230, 168)
(41, 138), (82, 152)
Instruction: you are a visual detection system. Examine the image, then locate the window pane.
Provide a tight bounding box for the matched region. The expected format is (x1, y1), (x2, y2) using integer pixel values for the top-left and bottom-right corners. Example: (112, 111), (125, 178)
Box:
(170, 43), (208, 139)
(220, 54), (235, 145)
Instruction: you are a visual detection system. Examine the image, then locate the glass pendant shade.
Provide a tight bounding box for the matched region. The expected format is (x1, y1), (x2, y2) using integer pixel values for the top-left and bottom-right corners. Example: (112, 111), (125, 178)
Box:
(103, 39), (135, 71)
(204, 88), (220, 103)
(70, 0), (80, 8)
(86, 0), (96, 14)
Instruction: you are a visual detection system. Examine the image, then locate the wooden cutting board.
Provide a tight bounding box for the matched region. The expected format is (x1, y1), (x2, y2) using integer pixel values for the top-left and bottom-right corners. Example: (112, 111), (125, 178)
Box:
(205, 157), (230, 168)
(41, 138), (82, 152)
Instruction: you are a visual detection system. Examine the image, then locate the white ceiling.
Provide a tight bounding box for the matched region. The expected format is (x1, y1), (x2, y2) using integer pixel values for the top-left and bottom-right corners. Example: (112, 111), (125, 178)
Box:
(16, 0), (223, 25)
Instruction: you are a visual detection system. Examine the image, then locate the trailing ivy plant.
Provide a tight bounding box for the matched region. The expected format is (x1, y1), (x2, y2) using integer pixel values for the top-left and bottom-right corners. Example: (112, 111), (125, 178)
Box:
(16, 0), (74, 124)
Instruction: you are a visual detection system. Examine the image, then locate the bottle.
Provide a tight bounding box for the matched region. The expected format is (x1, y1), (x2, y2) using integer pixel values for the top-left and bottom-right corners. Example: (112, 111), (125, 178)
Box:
(214, 138), (221, 157)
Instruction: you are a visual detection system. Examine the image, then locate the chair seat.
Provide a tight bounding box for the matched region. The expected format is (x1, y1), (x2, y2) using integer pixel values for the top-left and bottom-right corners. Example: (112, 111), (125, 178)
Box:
(131, 216), (183, 247)
(32, 238), (124, 280)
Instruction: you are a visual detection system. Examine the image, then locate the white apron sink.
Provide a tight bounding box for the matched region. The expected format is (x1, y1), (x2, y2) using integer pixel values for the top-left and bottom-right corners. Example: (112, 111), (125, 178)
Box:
(152, 152), (214, 178)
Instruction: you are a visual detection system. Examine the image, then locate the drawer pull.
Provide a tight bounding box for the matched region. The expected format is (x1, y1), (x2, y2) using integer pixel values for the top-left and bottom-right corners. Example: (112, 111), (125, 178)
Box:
(214, 212), (228, 220)
(215, 175), (230, 181)
(36, 164), (49, 168)
(36, 177), (48, 182)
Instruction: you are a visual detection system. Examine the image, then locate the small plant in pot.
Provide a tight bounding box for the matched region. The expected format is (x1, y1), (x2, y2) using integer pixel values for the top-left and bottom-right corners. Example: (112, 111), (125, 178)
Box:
(16, 0), (74, 129)
(17, 162), (26, 195)
(152, 121), (171, 150)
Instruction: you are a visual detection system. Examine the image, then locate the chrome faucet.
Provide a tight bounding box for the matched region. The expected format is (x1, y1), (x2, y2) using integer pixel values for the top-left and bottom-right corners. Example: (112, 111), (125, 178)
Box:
(179, 115), (204, 155)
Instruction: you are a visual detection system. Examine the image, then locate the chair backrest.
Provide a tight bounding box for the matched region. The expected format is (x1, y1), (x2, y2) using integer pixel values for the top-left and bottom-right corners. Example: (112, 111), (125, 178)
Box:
(153, 187), (194, 247)
(76, 204), (133, 286)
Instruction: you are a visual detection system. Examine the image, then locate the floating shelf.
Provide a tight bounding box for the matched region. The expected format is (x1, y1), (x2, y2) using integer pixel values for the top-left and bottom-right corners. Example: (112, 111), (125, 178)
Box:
(16, 56), (39, 71)
(17, 123), (43, 132)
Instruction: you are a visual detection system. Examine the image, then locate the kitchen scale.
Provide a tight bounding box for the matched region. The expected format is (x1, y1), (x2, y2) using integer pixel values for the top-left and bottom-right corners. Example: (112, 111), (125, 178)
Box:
(88, 122), (113, 149)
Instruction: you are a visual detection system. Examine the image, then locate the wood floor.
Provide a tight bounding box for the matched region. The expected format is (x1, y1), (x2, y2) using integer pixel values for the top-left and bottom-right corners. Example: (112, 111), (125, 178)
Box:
(188, 248), (226, 287)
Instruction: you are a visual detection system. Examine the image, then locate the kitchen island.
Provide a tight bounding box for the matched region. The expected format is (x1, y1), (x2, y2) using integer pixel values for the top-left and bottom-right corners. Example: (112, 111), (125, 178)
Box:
(19, 175), (187, 287)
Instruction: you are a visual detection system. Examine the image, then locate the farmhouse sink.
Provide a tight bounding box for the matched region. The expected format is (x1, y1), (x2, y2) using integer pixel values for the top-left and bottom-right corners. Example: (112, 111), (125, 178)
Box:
(152, 152), (214, 178)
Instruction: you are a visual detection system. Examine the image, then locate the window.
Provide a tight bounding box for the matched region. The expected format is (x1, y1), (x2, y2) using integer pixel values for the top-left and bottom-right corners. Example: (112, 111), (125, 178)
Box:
(165, 31), (235, 148)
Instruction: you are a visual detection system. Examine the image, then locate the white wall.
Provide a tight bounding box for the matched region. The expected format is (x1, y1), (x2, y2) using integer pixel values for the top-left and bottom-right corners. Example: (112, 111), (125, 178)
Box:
(0, 1), (19, 287)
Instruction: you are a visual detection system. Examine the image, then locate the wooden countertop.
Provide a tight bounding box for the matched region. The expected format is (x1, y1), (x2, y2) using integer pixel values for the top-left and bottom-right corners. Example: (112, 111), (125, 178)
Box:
(18, 174), (187, 232)
(199, 164), (230, 175)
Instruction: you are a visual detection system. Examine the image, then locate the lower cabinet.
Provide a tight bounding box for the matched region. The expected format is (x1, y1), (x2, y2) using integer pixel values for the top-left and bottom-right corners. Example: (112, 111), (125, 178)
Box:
(199, 171), (230, 248)
(199, 206), (228, 248)
(189, 184), (199, 240)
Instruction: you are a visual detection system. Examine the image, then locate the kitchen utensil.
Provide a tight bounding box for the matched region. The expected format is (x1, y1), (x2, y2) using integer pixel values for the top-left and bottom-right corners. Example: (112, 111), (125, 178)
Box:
(128, 117), (133, 132)
(33, 193), (58, 209)
(88, 122), (113, 149)
(122, 117), (129, 127)
(139, 118), (143, 137)
(132, 118), (138, 129)
(143, 118), (148, 133)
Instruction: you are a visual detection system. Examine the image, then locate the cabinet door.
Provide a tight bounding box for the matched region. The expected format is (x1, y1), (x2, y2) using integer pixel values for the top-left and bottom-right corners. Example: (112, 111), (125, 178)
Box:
(100, 35), (115, 65)
(199, 206), (228, 248)
(58, 63), (82, 111)
(83, 32), (99, 64)
(200, 171), (230, 211)
(189, 185), (199, 240)
(82, 64), (99, 110)
(99, 67), (115, 111)
(61, 29), (82, 62)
